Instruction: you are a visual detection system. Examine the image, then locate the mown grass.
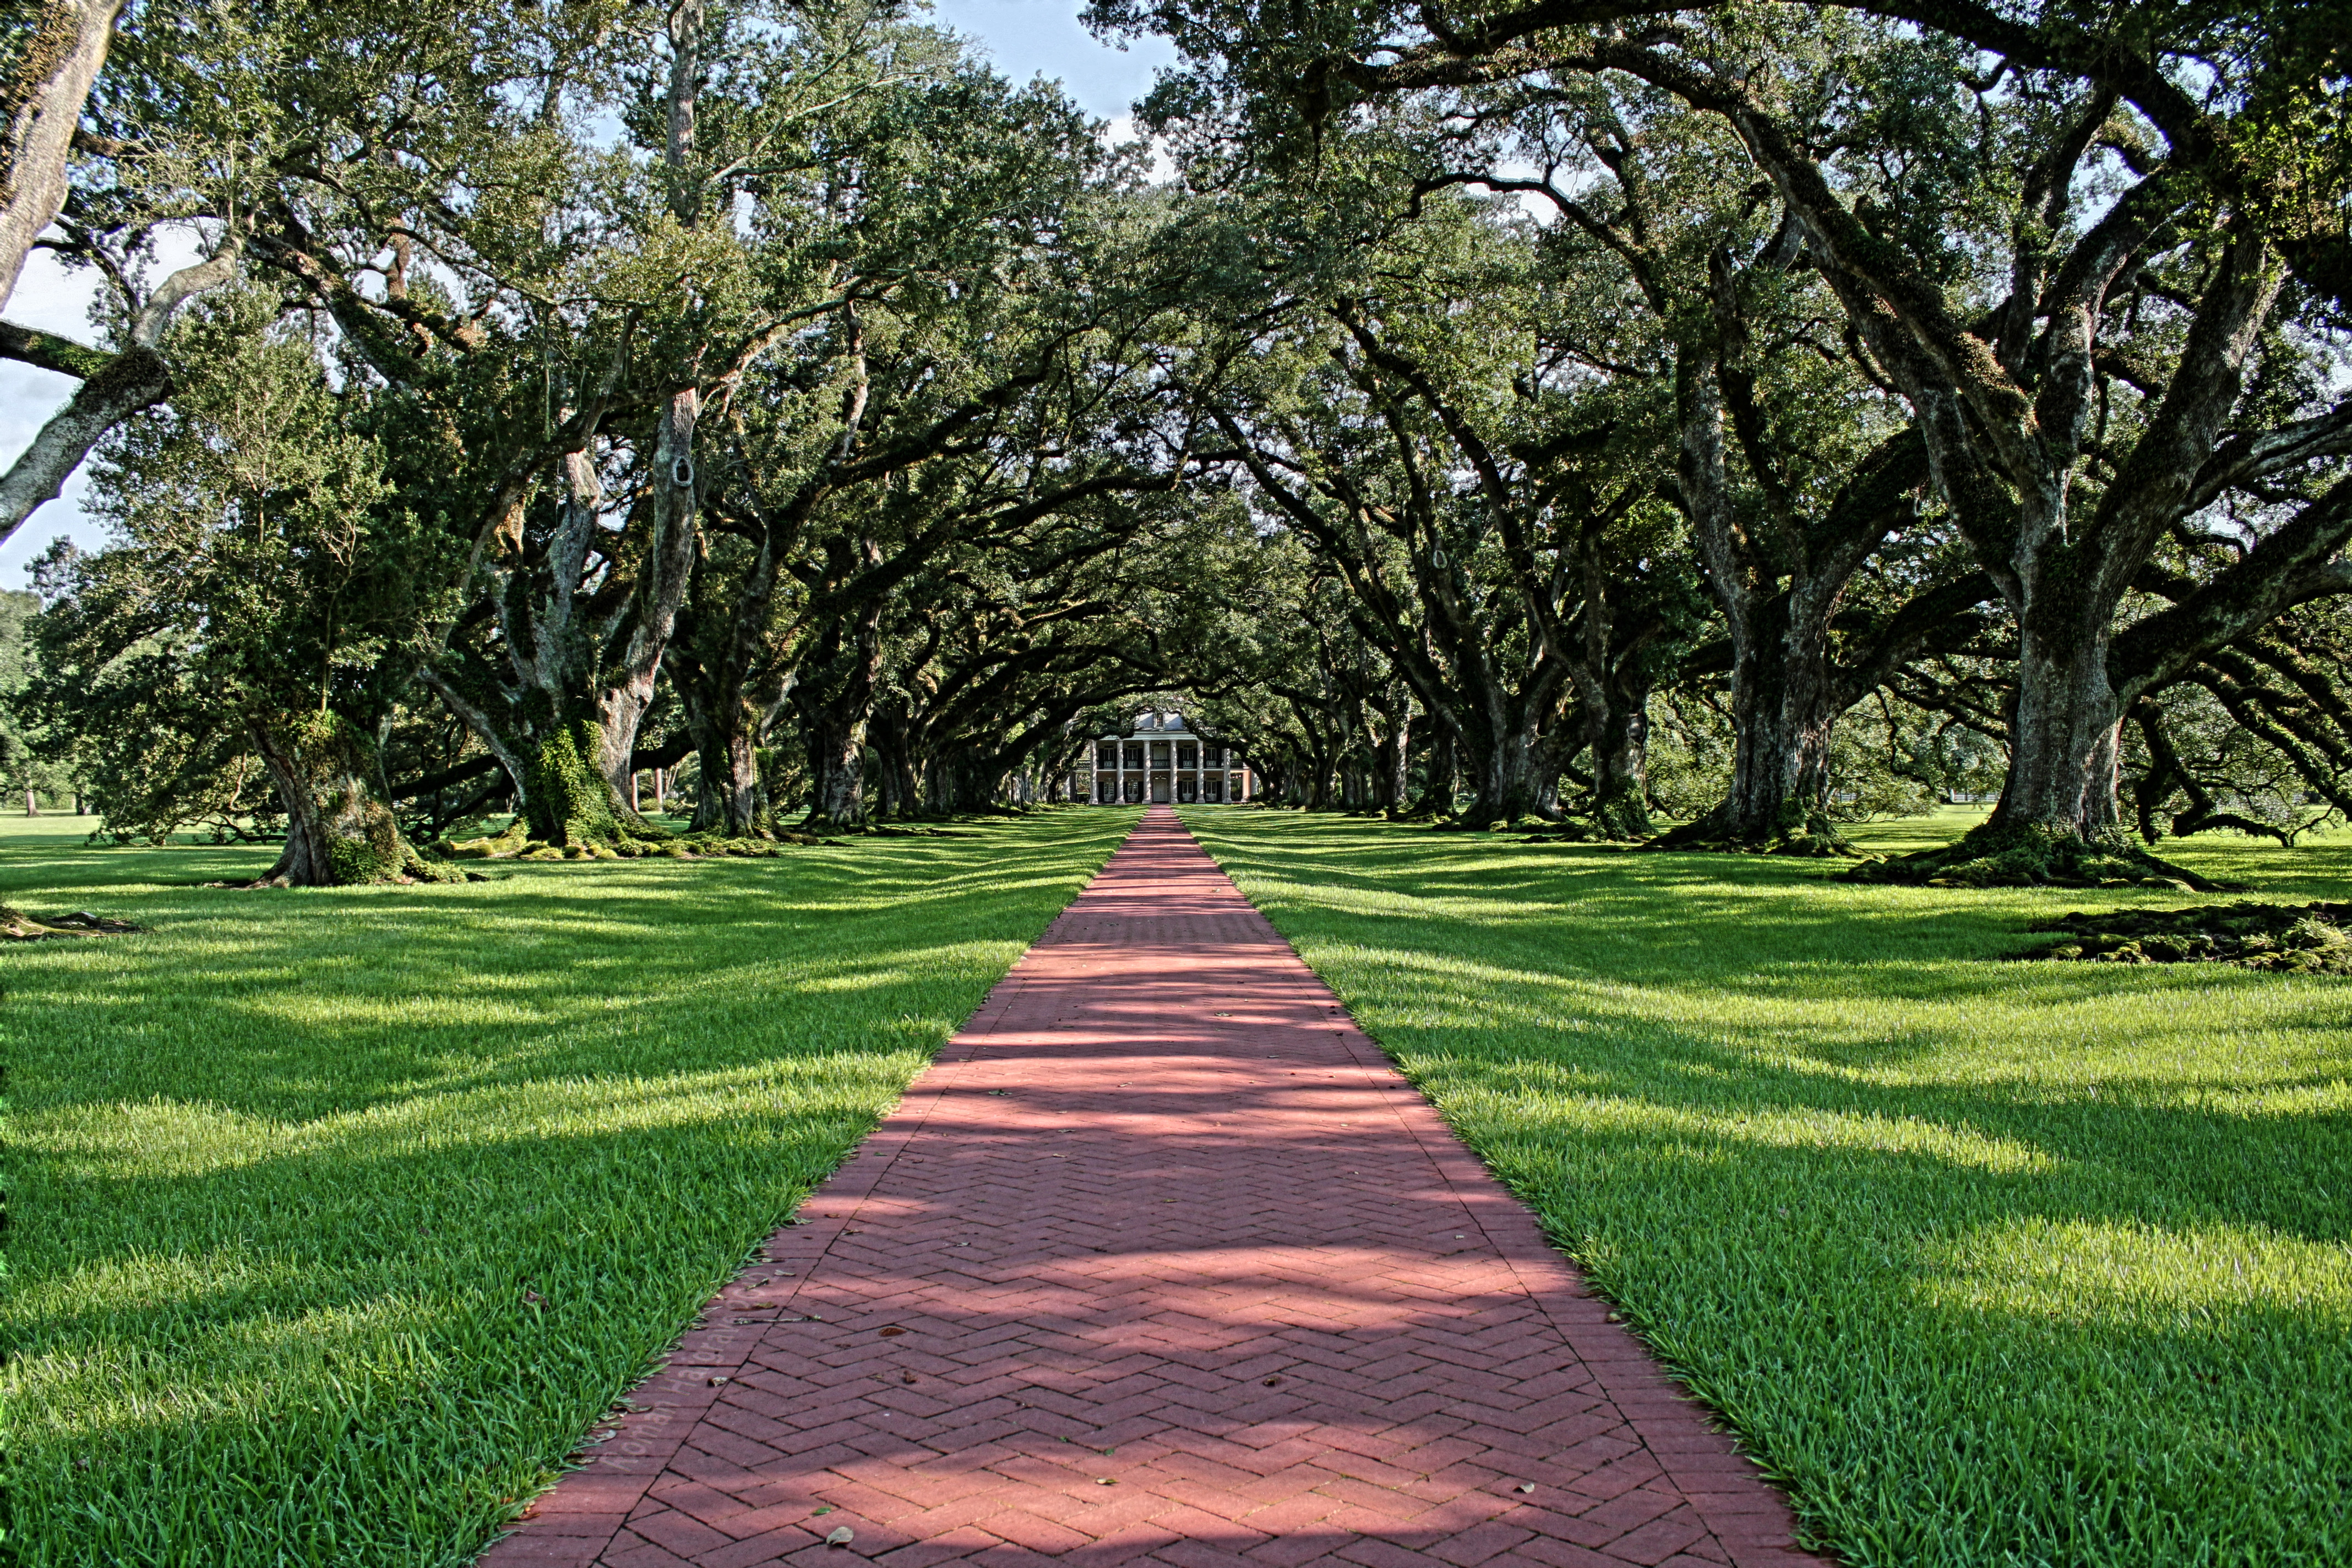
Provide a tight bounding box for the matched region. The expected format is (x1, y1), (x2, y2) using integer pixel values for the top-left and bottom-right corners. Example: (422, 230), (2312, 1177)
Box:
(1, 808), (1139, 1567)
(1179, 805), (2352, 1568)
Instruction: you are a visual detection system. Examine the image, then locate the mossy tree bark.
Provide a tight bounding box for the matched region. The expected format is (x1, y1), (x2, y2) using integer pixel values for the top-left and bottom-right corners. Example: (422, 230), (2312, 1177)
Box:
(687, 721), (767, 835)
(1463, 723), (1562, 824)
(1406, 726), (1456, 816)
(0, 1), (124, 312)
(2000, 599), (2127, 839)
(522, 720), (628, 846)
(870, 699), (925, 818)
(247, 713), (446, 886)
(420, 432), (696, 848)
(803, 714), (867, 827)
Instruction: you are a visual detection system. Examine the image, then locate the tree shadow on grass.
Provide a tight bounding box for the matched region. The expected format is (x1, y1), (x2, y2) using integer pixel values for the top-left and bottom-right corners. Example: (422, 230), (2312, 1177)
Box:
(1472, 1092), (2352, 1566)
(15, 1110), (891, 1564)
(6, 812), (1140, 1562)
(1181, 809), (2352, 1566)
(5, 814), (1136, 1114)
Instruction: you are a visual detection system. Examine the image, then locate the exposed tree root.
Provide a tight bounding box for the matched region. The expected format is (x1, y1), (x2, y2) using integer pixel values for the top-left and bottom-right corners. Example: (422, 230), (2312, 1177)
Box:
(1586, 790), (1654, 844)
(222, 845), (480, 889)
(1515, 816), (1649, 845)
(442, 824), (845, 861)
(0, 906), (144, 940)
(1429, 812), (1646, 842)
(1842, 821), (2242, 891)
(1643, 802), (1858, 858)
(443, 823), (533, 859)
(1642, 827), (1859, 857)
(2017, 901), (2352, 972)
(1420, 818), (1589, 841)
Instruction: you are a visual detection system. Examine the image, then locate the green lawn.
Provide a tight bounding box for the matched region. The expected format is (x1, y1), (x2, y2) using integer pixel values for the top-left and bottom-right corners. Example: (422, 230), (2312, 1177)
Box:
(1179, 805), (2352, 1568)
(1, 808), (1138, 1567)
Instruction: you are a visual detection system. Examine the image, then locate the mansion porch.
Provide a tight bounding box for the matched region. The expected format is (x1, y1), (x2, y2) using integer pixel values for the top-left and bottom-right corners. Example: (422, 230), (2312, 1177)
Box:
(1074, 713), (1253, 804)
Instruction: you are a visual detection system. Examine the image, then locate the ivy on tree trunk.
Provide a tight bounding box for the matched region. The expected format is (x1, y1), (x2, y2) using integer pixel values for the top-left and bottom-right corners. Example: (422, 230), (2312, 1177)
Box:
(247, 714), (456, 887)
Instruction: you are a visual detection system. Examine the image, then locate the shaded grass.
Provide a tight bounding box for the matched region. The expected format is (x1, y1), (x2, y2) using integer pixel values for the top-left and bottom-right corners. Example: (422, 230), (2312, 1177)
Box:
(1, 808), (1140, 1566)
(1179, 805), (2352, 1568)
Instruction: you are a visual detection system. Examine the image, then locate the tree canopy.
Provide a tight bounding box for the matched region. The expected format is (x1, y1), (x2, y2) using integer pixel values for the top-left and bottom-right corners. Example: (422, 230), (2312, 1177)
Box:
(3, 0), (2346, 885)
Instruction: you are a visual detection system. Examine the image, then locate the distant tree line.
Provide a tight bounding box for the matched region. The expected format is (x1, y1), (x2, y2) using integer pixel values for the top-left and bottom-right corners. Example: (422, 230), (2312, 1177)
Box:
(1, 0), (2345, 885)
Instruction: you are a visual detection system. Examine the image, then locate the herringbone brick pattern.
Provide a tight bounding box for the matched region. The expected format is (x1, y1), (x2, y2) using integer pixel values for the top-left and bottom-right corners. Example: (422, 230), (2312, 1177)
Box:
(482, 809), (1827, 1568)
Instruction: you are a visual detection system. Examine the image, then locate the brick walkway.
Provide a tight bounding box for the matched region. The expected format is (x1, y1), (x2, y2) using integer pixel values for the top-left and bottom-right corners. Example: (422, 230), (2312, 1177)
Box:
(485, 809), (1826, 1568)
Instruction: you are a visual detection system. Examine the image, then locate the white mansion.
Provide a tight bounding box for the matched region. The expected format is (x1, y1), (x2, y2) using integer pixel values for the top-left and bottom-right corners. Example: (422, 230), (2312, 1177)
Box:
(1075, 711), (1255, 804)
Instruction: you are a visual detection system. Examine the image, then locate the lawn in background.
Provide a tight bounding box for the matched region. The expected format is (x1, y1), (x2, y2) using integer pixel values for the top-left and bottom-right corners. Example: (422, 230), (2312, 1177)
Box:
(1180, 806), (2352, 1568)
(2, 808), (1138, 1567)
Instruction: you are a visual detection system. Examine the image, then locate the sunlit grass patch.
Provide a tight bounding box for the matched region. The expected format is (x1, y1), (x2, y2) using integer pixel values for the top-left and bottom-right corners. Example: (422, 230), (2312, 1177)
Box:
(1, 808), (1138, 1567)
(1180, 806), (2352, 1568)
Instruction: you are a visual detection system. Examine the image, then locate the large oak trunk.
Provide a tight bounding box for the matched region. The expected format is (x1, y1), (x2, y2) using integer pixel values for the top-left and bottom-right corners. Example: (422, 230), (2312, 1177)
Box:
(1375, 708), (1410, 812)
(682, 680), (771, 837)
(1670, 622), (1842, 847)
(1994, 611), (2122, 837)
(791, 599), (884, 831)
(870, 705), (923, 819)
(421, 420), (694, 852)
(1668, 345), (1929, 852)
(804, 718), (867, 828)
(706, 729), (764, 834)
(1846, 605), (2224, 889)
(524, 720), (631, 846)
(1409, 728), (1456, 816)
(1589, 678), (1655, 841)
(1463, 723), (1560, 825)
(248, 714), (445, 886)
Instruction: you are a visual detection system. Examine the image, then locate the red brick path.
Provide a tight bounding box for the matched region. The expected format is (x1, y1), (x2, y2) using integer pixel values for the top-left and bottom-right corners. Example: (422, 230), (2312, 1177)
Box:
(484, 809), (1827, 1568)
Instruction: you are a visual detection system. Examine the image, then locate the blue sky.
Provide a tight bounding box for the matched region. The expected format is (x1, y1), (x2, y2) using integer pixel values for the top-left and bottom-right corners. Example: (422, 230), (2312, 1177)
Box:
(0, 2), (1177, 590)
(933, 0), (1175, 120)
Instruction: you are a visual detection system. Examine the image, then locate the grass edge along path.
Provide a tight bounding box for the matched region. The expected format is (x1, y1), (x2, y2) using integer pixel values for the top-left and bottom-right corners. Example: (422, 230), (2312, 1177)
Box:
(1178, 806), (2352, 1568)
(2, 807), (1140, 1568)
